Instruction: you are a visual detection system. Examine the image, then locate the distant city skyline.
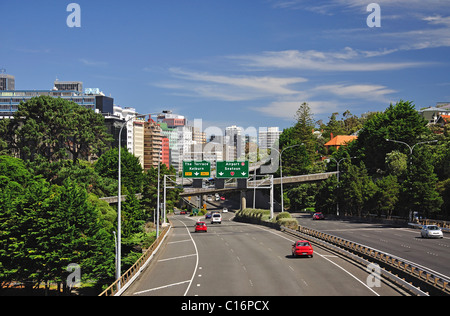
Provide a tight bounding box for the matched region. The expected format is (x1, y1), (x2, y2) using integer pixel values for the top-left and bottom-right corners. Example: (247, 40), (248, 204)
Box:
(1, 1), (450, 132)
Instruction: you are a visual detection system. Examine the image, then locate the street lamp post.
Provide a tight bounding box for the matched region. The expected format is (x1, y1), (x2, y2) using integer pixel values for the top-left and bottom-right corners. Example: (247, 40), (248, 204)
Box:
(385, 139), (438, 156)
(116, 112), (160, 289)
(385, 139), (438, 221)
(330, 156), (356, 216)
(271, 143), (304, 213)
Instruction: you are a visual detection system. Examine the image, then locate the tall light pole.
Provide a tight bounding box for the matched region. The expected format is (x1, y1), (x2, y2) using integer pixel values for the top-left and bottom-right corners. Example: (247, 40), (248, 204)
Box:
(385, 139), (438, 221)
(330, 156), (356, 216)
(271, 143), (304, 212)
(116, 112), (160, 289)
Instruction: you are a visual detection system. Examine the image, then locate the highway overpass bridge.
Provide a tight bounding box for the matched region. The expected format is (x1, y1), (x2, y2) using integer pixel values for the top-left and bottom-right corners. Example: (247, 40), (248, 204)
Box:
(179, 172), (338, 197)
(100, 172), (338, 217)
(100, 172), (338, 204)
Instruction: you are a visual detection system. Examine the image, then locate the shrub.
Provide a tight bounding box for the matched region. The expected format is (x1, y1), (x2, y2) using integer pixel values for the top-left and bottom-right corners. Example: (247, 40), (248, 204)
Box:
(235, 208), (271, 223)
(276, 212), (292, 220)
(276, 218), (298, 230)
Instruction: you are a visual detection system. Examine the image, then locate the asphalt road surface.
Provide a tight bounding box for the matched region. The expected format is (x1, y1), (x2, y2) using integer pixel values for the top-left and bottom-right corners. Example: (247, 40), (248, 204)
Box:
(295, 214), (450, 280)
(124, 213), (403, 296)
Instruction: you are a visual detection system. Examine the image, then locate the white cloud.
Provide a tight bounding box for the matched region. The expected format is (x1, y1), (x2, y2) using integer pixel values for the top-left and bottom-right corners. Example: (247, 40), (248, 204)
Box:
(163, 67), (308, 101)
(253, 99), (340, 120)
(314, 84), (397, 101)
(230, 49), (426, 72)
(272, 0), (450, 13)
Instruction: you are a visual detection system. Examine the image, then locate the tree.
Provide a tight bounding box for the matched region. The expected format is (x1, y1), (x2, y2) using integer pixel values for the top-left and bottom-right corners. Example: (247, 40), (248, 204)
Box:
(278, 102), (317, 175)
(340, 162), (377, 217)
(141, 163), (180, 221)
(0, 156), (115, 292)
(7, 96), (111, 163)
(315, 176), (338, 215)
(385, 150), (408, 178)
(95, 147), (144, 194)
(323, 112), (345, 140)
(401, 147), (443, 218)
(371, 175), (400, 218)
(353, 100), (429, 174)
(65, 104), (112, 164)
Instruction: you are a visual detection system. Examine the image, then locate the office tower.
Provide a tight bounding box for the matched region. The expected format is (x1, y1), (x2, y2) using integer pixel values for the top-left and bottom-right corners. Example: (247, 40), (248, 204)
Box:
(0, 74), (15, 91)
(54, 80), (83, 93)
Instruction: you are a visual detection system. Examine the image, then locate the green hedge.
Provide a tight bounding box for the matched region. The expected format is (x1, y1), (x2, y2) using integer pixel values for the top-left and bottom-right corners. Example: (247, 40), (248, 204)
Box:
(276, 218), (298, 230)
(276, 212), (291, 220)
(235, 208), (271, 223)
(235, 209), (299, 230)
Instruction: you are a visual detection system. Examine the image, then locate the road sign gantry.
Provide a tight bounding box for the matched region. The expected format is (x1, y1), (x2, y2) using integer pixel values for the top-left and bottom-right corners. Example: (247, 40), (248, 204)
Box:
(216, 161), (249, 178)
(182, 161), (211, 178)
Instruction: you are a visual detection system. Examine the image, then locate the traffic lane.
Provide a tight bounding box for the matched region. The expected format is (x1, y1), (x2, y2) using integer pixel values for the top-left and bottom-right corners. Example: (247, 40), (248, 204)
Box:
(297, 215), (450, 279)
(228, 222), (400, 296)
(123, 216), (198, 296)
(189, 217), (400, 296)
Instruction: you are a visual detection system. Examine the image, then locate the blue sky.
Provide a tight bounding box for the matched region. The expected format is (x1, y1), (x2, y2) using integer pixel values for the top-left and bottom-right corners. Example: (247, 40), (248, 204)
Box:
(1, 0), (450, 133)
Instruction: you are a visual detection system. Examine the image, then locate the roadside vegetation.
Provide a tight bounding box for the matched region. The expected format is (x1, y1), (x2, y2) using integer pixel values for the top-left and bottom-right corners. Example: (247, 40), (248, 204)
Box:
(0, 97), (181, 295)
(274, 101), (449, 220)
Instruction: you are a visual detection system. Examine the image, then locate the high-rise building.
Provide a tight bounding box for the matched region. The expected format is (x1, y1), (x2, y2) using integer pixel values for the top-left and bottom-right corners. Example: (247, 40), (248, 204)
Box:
(259, 127), (281, 149)
(133, 119), (146, 169)
(0, 74), (15, 91)
(143, 116), (162, 170)
(161, 137), (170, 167)
(225, 125), (245, 160)
(157, 111), (186, 127)
(54, 80), (83, 93)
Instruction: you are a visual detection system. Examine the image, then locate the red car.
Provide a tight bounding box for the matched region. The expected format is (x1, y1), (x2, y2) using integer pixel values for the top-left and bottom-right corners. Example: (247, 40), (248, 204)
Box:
(292, 240), (313, 258)
(195, 221), (208, 233)
(312, 212), (324, 220)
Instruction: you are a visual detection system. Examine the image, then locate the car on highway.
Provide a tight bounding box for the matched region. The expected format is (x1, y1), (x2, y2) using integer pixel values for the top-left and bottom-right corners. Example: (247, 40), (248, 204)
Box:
(292, 240), (314, 258)
(211, 213), (222, 224)
(421, 225), (443, 239)
(312, 212), (324, 220)
(205, 212), (212, 219)
(195, 221), (208, 233)
(222, 207), (228, 213)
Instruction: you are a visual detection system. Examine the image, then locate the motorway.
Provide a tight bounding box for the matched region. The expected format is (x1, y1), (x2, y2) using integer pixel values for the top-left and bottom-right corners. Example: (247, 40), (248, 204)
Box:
(295, 214), (450, 281)
(124, 212), (403, 296)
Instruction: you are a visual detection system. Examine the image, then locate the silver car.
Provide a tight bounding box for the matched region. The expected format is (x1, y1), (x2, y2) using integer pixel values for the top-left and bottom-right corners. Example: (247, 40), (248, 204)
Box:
(421, 225), (443, 239)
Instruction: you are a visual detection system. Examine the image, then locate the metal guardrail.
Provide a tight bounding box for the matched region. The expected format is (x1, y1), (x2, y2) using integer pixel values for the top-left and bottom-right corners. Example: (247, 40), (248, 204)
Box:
(99, 224), (171, 296)
(283, 224), (449, 296)
(417, 219), (450, 231)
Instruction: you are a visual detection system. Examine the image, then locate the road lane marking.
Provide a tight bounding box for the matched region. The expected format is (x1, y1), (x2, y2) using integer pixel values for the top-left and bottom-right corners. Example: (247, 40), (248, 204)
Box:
(241, 222), (381, 296)
(158, 254), (197, 262)
(133, 280), (190, 295)
(179, 219), (200, 297)
(168, 239), (192, 244)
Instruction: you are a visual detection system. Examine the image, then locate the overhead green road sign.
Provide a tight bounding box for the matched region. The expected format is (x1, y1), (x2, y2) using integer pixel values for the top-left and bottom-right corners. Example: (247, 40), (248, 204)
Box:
(216, 161), (249, 178)
(183, 161), (211, 178)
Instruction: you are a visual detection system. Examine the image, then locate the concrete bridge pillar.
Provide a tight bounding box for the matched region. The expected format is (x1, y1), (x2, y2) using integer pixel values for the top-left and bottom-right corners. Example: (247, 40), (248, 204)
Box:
(240, 190), (247, 211)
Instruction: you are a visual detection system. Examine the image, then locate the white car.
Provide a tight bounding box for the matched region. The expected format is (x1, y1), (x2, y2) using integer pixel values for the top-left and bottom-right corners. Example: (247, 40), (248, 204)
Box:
(222, 208), (228, 213)
(421, 225), (443, 239)
(211, 213), (222, 224)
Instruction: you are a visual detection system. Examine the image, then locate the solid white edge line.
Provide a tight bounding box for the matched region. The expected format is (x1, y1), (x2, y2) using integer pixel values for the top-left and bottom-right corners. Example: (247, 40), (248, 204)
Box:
(179, 219), (200, 296)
